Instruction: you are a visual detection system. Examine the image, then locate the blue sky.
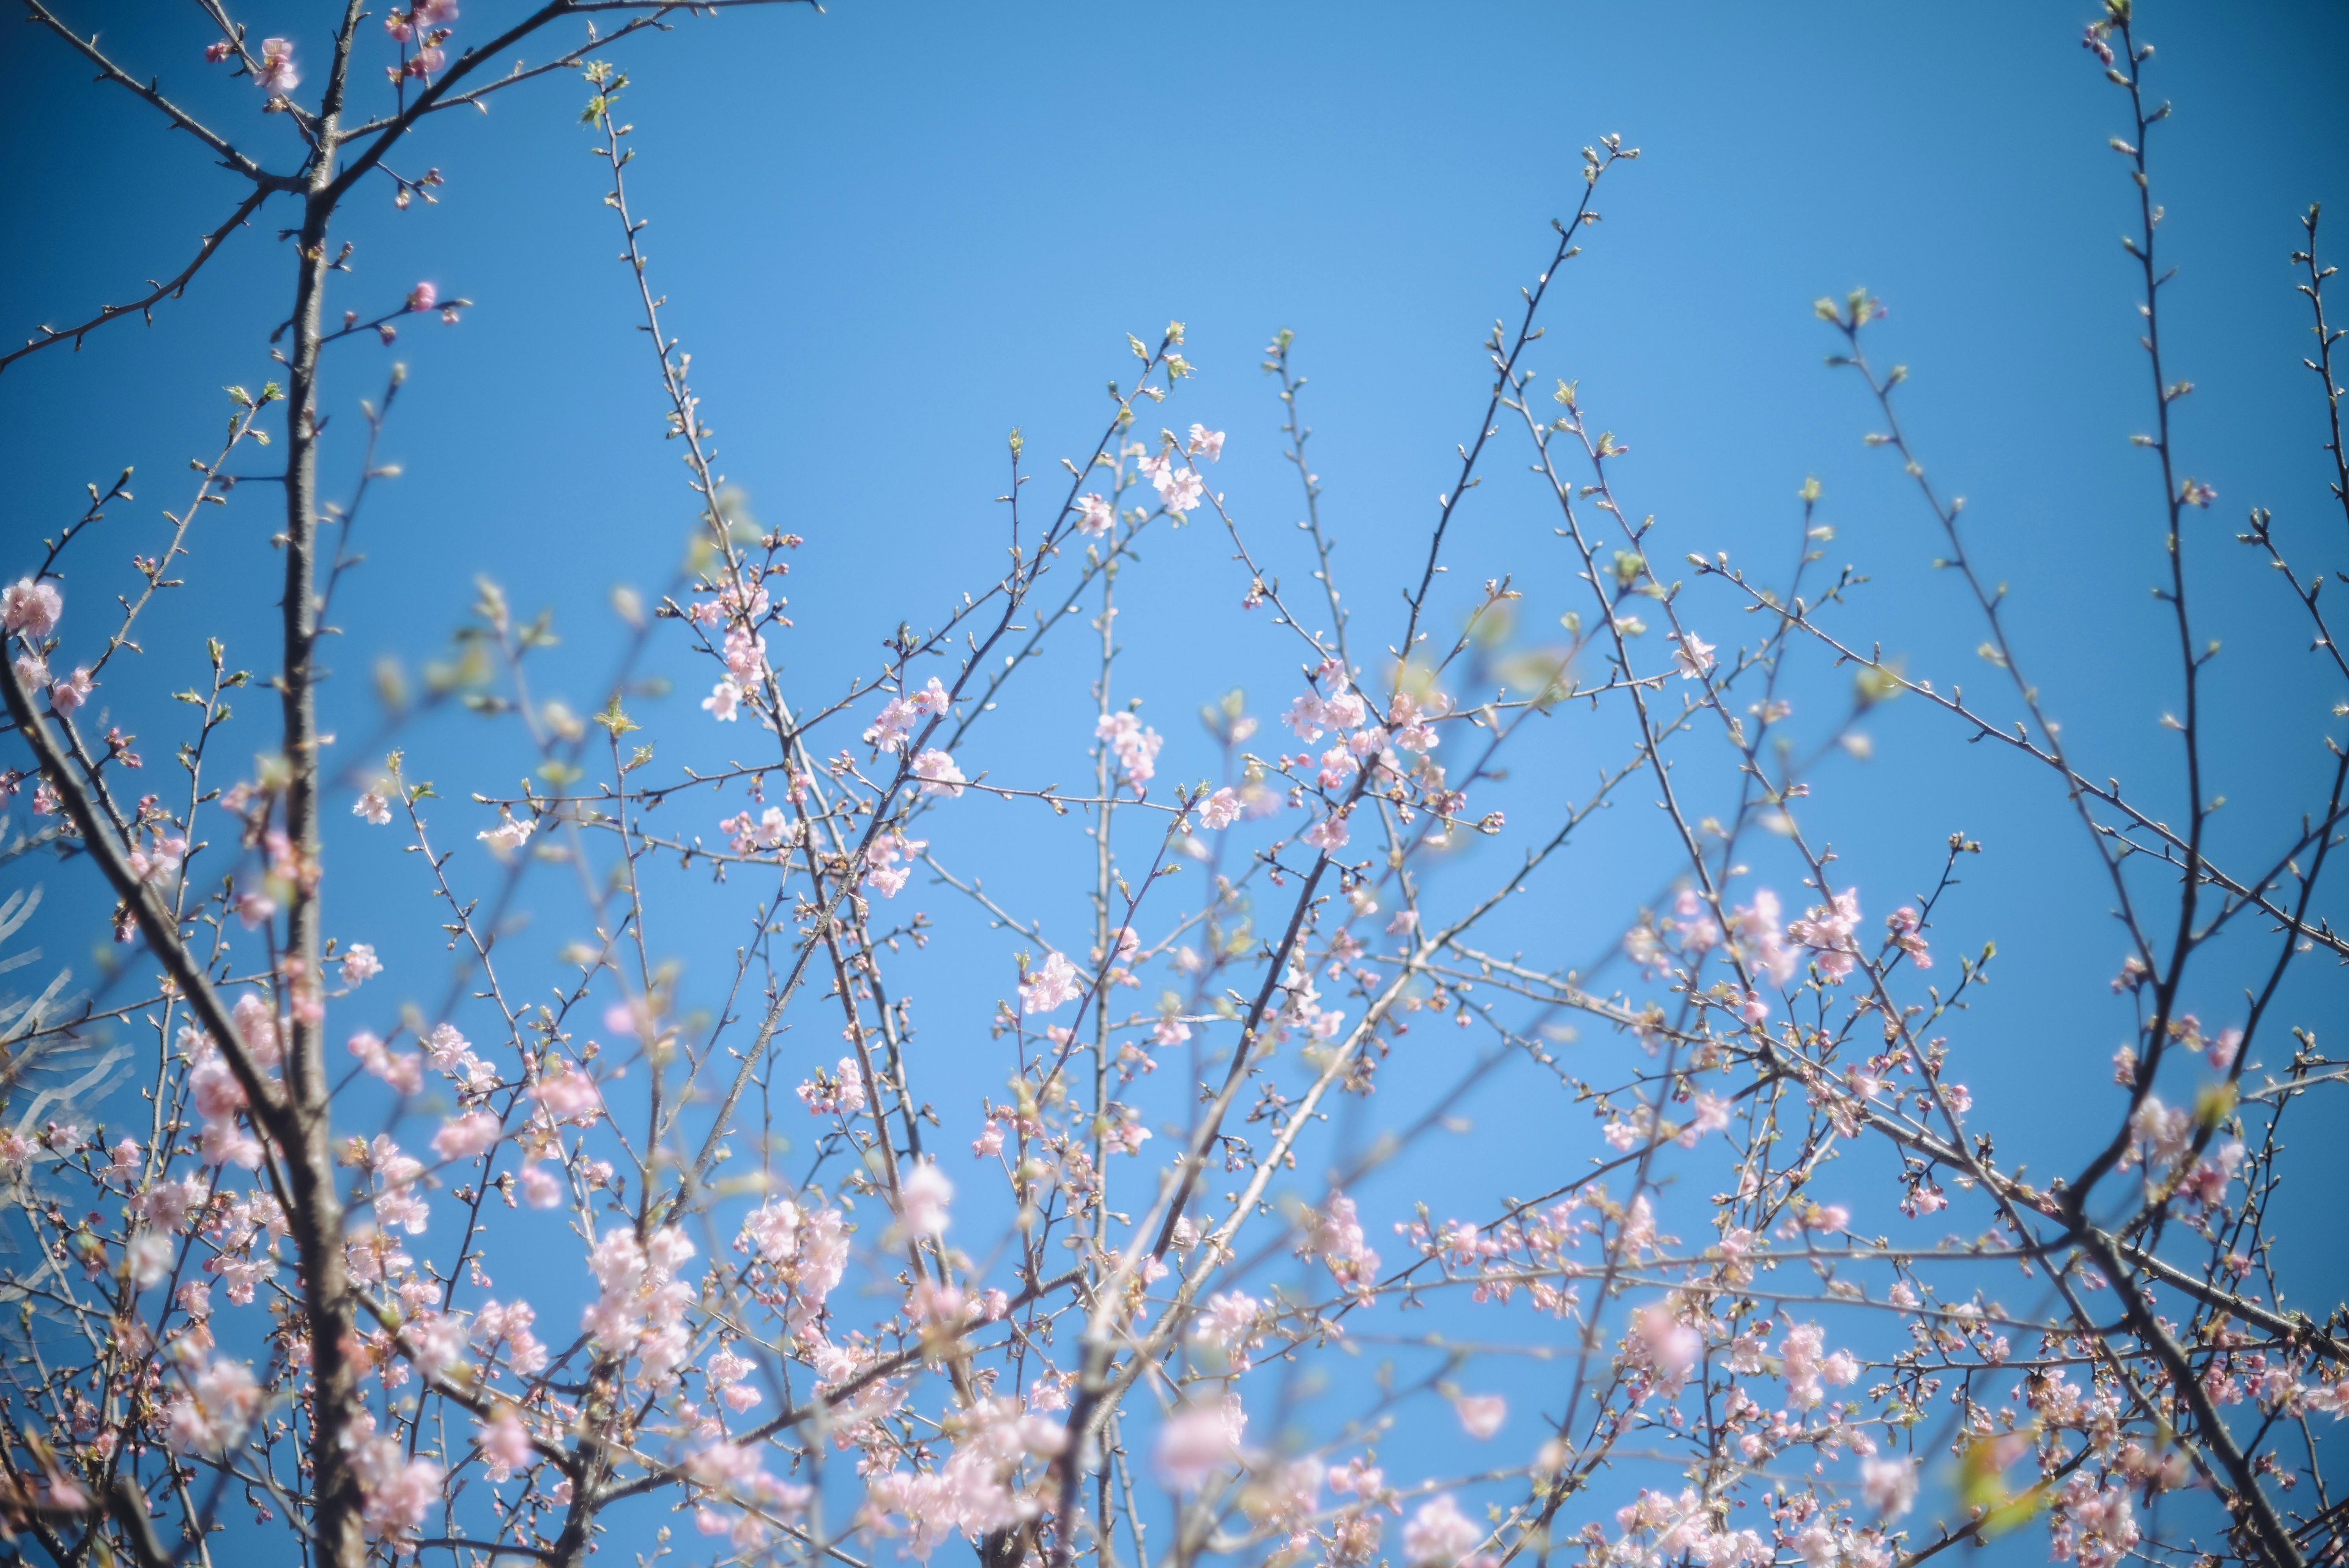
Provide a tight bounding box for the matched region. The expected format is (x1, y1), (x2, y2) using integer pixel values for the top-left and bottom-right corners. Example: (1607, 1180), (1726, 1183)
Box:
(5, 0), (2347, 1553)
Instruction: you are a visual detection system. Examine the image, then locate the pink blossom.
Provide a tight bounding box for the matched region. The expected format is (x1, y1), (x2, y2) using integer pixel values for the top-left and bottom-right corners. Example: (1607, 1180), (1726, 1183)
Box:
(531, 1059), (603, 1125)
(905, 675), (951, 718)
(364, 1137), (431, 1235)
(1075, 493), (1115, 537)
(740, 1199), (803, 1263)
(127, 831), (186, 886)
(1020, 951), (1082, 1014)
(125, 1230), (173, 1287)
(702, 678), (743, 722)
(1633, 1303), (1701, 1388)
(163, 1357), (260, 1455)
(478, 1406), (533, 1482)
(1, 578), (61, 636)
(723, 626), (768, 685)
(406, 281), (439, 313)
(1097, 711), (1163, 790)
(911, 746), (965, 797)
(1198, 786), (1240, 829)
(477, 811), (535, 855)
(1454, 1392), (1507, 1439)
(401, 1311), (470, 1383)
(348, 1031), (423, 1095)
(1283, 694), (1327, 743)
(519, 1163), (562, 1208)
(1302, 814), (1350, 852)
(1156, 466), (1204, 514)
(896, 1161), (953, 1238)
(340, 942), (382, 986)
(2128, 1094), (2194, 1172)
(1155, 1395), (1243, 1488)
(706, 1344), (762, 1413)
(1885, 905), (1932, 967)
(580, 1227), (697, 1375)
(1670, 631), (1716, 681)
(1778, 1320), (1858, 1410)
(864, 829), (925, 897)
(1187, 423), (1225, 461)
(254, 37), (299, 95)
(1308, 1192), (1381, 1299)
(1732, 888), (1797, 986)
(865, 694), (918, 751)
(48, 667), (94, 716)
(1788, 890), (1863, 982)
(353, 787), (392, 824)
(431, 1112), (499, 1162)
(1684, 1093), (1732, 1143)
(796, 1056), (869, 1117)
(228, 994), (280, 1062)
(1861, 1456), (1917, 1518)
(1403, 1494), (1485, 1567)
(423, 1022), (472, 1069)
(345, 1411), (443, 1543)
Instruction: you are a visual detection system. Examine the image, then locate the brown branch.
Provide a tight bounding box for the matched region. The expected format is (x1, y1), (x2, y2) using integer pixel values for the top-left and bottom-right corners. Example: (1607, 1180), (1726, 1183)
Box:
(2081, 1228), (2307, 1568)
(20, 0), (286, 184)
(0, 648), (285, 1131)
(1, 185), (275, 376)
(104, 1476), (170, 1568)
(324, 0), (818, 208)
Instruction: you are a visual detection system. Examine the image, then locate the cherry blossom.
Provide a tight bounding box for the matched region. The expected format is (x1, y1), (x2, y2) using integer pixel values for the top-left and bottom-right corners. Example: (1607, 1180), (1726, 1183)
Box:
(896, 1161), (953, 1238)
(911, 746), (966, 796)
(476, 809), (534, 855)
(1, 26), (2336, 1568)
(1453, 1392), (1507, 1439)
(1, 579), (61, 636)
(1670, 630), (1716, 680)
(47, 667), (93, 716)
(254, 37), (298, 94)
(1302, 813), (1350, 852)
(1403, 1495), (1486, 1567)
(1154, 1396), (1244, 1489)
(1019, 950), (1082, 1013)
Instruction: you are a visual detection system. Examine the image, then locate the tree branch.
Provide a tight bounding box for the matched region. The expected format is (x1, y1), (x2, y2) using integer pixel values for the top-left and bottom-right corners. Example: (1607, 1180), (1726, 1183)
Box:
(1, 185), (275, 376)
(20, 0), (287, 185)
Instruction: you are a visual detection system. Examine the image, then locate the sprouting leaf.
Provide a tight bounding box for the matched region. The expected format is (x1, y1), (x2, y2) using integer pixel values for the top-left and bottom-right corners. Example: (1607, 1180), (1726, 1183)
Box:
(595, 694), (640, 738)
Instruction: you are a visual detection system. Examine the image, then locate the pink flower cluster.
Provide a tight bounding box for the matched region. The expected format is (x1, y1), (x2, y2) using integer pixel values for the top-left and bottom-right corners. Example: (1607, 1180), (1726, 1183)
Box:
(581, 1225), (698, 1379)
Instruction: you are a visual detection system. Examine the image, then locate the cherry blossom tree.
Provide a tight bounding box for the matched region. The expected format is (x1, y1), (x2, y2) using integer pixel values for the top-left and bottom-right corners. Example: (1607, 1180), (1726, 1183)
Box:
(2, 4), (2342, 1568)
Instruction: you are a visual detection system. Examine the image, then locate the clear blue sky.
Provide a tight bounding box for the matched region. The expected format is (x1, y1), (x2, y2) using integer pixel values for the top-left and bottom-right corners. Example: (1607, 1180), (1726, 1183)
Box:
(5, 0), (2346, 1551)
